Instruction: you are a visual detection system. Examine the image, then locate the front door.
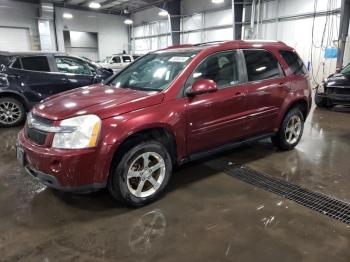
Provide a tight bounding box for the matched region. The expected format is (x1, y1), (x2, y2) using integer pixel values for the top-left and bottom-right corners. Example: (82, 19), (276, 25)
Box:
(54, 56), (94, 90)
(186, 50), (250, 154)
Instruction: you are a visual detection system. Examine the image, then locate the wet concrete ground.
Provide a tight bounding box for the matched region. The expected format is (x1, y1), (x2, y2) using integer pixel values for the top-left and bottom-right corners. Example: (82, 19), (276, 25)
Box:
(0, 106), (350, 262)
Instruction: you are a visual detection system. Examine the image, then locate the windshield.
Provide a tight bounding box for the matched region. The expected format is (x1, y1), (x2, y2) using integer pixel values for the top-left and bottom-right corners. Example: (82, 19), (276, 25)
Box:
(340, 63), (350, 74)
(102, 56), (111, 63)
(109, 51), (198, 91)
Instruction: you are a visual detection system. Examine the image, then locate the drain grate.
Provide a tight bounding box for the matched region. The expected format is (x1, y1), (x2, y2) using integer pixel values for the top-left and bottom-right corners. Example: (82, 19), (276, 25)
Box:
(207, 160), (350, 225)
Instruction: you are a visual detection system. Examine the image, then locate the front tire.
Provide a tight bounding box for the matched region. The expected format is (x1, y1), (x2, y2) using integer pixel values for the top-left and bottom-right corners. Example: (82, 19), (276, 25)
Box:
(272, 107), (304, 151)
(0, 97), (26, 127)
(108, 140), (172, 207)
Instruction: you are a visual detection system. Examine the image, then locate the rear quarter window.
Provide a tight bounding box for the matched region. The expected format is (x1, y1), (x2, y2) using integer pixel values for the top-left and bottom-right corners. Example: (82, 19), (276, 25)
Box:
(21, 56), (50, 72)
(280, 50), (307, 75)
(11, 58), (22, 69)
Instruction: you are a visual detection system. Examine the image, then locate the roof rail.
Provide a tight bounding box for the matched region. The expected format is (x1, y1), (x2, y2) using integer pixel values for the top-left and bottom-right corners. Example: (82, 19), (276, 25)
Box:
(193, 41), (228, 46)
(163, 44), (193, 50)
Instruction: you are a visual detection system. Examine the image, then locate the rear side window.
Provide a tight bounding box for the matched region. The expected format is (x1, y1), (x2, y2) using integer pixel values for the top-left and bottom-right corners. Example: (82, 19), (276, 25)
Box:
(21, 56), (50, 72)
(243, 49), (281, 82)
(280, 50), (307, 75)
(122, 56), (132, 63)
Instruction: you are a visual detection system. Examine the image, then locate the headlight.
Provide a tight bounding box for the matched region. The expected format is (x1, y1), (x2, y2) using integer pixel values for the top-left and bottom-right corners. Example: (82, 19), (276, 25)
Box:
(317, 82), (325, 93)
(0, 74), (9, 87)
(52, 115), (101, 149)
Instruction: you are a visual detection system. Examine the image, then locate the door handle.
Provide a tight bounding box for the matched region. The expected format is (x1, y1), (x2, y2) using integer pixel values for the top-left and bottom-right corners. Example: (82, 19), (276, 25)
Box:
(277, 83), (290, 90)
(234, 92), (244, 97)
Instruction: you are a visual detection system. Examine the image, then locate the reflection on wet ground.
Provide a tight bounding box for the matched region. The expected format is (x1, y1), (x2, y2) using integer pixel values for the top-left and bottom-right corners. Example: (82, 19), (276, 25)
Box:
(0, 106), (350, 261)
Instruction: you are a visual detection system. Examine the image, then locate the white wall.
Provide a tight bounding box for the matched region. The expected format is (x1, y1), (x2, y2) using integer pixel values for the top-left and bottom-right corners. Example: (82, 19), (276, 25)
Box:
(132, 6), (166, 25)
(0, 0), (40, 50)
(131, 0), (342, 85)
(55, 7), (128, 60)
(181, 0), (230, 15)
(245, 0), (341, 85)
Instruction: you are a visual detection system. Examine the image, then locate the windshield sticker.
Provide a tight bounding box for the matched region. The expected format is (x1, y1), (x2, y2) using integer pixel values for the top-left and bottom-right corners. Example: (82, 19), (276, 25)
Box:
(169, 56), (190, 63)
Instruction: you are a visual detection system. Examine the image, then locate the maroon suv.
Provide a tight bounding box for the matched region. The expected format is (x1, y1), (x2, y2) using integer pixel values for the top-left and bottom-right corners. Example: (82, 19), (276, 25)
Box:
(17, 41), (312, 206)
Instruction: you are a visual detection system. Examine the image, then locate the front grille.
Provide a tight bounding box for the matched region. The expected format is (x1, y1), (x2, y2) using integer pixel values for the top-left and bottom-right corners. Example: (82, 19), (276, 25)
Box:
(207, 160), (350, 225)
(25, 114), (53, 146)
(25, 127), (48, 145)
(328, 87), (350, 95)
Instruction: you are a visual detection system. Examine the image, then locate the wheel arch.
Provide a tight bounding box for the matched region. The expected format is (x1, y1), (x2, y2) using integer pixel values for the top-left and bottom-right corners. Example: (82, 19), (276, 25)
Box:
(108, 126), (178, 177)
(278, 98), (309, 127)
(0, 91), (30, 111)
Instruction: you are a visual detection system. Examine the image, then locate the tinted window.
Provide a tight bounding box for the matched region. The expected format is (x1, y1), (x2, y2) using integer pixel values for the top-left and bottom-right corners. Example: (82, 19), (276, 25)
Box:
(55, 57), (91, 75)
(11, 58), (22, 69)
(243, 50), (281, 81)
(340, 63), (350, 74)
(0, 55), (10, 66)
(186, 51), (241, 89)
(122, 56), (132, 63)
(280, 50), (307, 75)
(21, 56), (50, 72)
(112, 56), (121, 63)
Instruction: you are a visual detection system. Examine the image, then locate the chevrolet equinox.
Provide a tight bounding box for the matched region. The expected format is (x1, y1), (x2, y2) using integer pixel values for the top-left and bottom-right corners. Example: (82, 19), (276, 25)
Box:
(17, 41), (312, 207)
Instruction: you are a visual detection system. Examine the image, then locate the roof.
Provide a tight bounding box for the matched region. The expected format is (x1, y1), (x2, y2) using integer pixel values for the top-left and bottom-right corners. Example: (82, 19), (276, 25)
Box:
(161, 40), (290, 52)
(6, 51), (67, 57)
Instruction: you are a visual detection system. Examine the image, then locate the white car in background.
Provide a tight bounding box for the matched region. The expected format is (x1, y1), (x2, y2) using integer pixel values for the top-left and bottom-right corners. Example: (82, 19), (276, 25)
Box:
(98, 54), (135, 72)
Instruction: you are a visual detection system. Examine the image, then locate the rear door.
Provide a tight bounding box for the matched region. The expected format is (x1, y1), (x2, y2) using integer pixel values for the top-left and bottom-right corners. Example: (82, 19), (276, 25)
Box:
(13, 56), (70, 102)
(54, 56), (95, 90)
(186, 50), (250, 154)
(241, 49), (289, 136)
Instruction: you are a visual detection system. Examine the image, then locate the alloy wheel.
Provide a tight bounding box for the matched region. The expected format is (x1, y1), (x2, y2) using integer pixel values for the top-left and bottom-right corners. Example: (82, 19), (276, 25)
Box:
(0, 101), (22, 125)
(127, 152), (166, 198)
(285, 115), (302, 144)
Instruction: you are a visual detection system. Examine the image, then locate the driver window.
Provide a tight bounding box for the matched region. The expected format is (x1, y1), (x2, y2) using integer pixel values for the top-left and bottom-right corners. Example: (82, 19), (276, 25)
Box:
(186, 51), (241, 90)
(112, 56), (121, 63)
(55, 57), (92, 75)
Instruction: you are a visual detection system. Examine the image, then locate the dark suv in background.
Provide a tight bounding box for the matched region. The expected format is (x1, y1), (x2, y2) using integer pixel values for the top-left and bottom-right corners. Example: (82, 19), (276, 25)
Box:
(17, 41), (312, 207)
(0, 52), (113, 127)
(315, 63), (350, 108)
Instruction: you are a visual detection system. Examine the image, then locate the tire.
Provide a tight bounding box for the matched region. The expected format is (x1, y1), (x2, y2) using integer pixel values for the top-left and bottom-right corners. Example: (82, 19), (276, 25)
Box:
(271, 107), (304, 151)
(108, 140), (172, 207)
(0, 97), (26, 127)
(315, 92), (327, 108)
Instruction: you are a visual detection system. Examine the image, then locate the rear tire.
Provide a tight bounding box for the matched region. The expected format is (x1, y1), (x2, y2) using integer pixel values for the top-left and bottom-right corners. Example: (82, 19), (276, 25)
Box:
(0, 97), (26, 127)
(108, 140), (172, 207)
(272, 107), (304, 151)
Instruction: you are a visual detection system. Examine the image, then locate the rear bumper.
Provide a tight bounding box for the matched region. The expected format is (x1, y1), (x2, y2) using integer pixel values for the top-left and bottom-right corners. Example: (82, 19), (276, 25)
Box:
(17, 130), (112, 191)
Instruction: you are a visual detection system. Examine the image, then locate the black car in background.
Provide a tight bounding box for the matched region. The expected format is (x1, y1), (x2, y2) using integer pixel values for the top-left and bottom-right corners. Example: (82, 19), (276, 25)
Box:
(0, 52), (113, 127)
(315, 63), (350, 108)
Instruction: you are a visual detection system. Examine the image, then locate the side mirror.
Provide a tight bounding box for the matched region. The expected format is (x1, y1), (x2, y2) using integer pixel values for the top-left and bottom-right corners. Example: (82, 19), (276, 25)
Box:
(186, 79), (218, 97)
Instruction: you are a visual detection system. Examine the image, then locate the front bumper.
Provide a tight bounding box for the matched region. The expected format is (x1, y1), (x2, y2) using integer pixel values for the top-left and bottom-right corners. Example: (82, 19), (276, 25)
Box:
(17, 130), (112, 192)
(317, 92), (350, 103)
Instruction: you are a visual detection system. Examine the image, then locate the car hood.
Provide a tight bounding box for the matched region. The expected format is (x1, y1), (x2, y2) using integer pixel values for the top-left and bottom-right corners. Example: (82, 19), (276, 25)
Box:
(32, 84), (164, 120)
(325, 73), (350, 87)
